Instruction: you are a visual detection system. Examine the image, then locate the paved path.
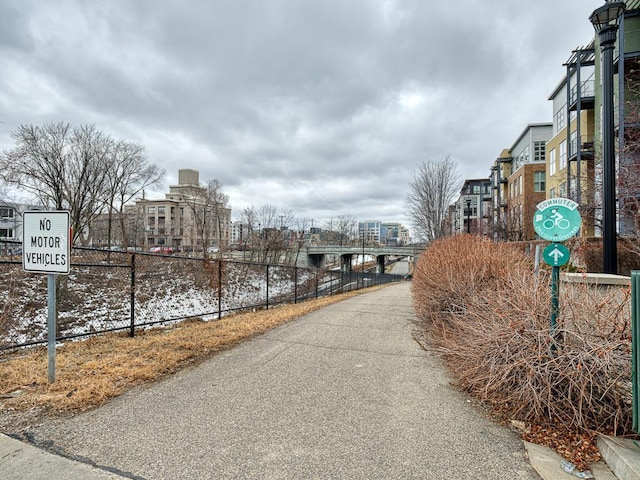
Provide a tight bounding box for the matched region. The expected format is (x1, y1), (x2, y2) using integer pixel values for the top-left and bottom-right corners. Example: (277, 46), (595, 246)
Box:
(24, 283), (539, 479)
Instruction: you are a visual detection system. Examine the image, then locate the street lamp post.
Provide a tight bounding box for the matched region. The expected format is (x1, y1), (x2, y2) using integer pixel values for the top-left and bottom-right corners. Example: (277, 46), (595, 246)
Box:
(590, 1), (625, 274)
(361, 226), (366, 288)
(466, 198), (472, 234)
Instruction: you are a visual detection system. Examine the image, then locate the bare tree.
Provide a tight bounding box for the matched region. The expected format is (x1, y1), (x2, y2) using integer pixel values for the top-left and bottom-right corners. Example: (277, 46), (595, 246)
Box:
(102, 140), (165, 249)
(291, 216), (312, 265)
(0, 123), (113, 244)
(406, 157), (461, 243)
(335, 213), (357, 246)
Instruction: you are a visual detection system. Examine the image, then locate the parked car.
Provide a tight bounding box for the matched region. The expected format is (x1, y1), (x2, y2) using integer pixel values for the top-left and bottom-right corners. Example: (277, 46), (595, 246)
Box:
(149, 246), (174, 254)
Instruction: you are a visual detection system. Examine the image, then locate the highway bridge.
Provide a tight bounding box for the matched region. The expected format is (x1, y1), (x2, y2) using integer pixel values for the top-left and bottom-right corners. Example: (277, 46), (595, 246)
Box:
(304, 245), (424, 273)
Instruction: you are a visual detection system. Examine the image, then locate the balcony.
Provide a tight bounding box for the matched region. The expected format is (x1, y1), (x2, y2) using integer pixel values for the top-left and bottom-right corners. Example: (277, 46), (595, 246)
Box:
(568, 79), (595, 111)
(568, 135), (595, 162)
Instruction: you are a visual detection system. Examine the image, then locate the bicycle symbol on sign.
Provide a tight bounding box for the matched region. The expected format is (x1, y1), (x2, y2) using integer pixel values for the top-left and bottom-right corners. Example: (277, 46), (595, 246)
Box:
(542, 208), (570, 230)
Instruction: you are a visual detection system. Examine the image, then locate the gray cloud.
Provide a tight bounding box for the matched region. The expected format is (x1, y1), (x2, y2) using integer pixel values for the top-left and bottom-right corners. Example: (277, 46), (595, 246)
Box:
(0, 0), (606, 232)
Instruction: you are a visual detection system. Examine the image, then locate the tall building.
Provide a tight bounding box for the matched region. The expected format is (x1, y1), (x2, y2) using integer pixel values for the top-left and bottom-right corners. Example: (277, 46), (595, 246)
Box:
(489, 149), (513, 240)
(453, 179), (491, 236)
(381, 222), (410, 245)
(488, 124), (551, 241)
(111, 169), (231, 251)
(358, 221), (382, 245)
(547, 45), (596, 236)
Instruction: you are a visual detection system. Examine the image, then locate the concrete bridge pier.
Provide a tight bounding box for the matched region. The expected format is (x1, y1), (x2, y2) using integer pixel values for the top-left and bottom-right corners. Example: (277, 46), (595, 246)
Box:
(376, 255), (386, 274)
(340, 254), (353, 272)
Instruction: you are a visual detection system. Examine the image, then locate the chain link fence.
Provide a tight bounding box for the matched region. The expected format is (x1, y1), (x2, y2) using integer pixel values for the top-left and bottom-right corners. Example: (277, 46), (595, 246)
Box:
(0, 240), (402, 352)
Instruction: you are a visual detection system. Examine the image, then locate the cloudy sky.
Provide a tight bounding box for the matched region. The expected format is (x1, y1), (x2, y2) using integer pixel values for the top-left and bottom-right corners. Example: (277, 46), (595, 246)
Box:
(0, 0), (606, 230)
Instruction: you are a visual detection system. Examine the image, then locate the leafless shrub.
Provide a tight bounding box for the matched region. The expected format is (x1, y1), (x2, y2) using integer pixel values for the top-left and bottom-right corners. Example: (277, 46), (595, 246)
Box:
(413, 235), (632, 435)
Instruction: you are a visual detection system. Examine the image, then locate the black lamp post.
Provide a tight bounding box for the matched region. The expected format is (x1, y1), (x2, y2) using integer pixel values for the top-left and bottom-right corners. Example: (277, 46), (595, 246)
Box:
(466, 198), (472, 234)
(361, 226), (366, 285)
(590, 1), (625, 274)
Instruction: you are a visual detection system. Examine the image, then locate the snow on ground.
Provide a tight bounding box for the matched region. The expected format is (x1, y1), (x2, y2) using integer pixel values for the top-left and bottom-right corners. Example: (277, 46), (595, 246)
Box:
(0, 253), (333, 350)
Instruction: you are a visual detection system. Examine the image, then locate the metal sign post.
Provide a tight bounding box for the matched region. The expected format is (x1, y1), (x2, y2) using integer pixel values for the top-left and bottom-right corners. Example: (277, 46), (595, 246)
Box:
(533, 199), (581, 351)
(23, 211), (71, 384)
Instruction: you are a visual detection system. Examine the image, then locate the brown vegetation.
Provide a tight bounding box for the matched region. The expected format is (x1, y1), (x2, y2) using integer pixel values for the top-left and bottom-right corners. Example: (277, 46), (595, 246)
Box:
(0, 288), (381, 432)
(412, 234), (633, 470)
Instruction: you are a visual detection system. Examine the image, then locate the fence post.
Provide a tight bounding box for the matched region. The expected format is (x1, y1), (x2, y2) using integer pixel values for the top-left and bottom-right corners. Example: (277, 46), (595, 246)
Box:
(266, 265), (270, 309)
(294, 266), (298, 304)
(315, 269), (319, 298)
(218, 259), (223, 319)
(632, 271), (640, 432)
(130, 253), (136, 337)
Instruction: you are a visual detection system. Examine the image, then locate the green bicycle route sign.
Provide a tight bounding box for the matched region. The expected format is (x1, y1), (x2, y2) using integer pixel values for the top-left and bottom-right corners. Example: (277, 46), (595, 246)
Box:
(543, 243), (571, 267)
(533, 198), (582, 242)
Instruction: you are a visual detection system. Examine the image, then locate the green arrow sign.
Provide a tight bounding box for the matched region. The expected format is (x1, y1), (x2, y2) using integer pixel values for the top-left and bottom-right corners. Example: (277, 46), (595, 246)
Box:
(533, 198), (582, 242)
(543, 243), (570, 267)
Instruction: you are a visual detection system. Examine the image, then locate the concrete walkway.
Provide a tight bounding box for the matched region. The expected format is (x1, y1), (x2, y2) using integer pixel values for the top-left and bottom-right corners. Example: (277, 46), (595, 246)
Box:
(10, 283), (539, 479)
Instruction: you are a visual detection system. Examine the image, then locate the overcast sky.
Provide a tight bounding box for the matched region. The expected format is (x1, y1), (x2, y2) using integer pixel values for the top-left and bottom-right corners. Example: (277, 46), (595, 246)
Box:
(0, 0), (606, 230)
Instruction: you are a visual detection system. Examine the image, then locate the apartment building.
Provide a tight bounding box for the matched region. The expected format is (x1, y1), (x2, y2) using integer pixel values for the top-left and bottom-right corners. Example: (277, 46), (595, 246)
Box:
(547, 45), (597, 236)
(0, 202), (44, 242)
(488, 124), (551, 241)
(117, 169), (231, 251)
(489, 149), (513, 240)
(452, 179), (491, 236)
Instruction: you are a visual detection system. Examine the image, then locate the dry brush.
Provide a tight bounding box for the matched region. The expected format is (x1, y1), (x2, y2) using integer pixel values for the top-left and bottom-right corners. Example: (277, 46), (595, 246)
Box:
(412, 235), (632, 435)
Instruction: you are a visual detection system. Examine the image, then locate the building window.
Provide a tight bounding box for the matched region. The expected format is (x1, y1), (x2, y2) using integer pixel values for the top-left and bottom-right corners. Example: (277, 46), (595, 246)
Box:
(559, 140), (567, 169)
(570, 130), (578, 157)
(555, 106), (566, 132)
(519, 175), (523, 195)
(0, 207), (14, 219)
(550, 187), (557, 198)
(533, 142), (546, 162)
(559, 182), (567, 197)
(0, 228), (14, 238)
(148, 206), (156, 214)
(549, 148), (557, 176)
(158, 206), (165, 215)
(534, 171), (545, 192)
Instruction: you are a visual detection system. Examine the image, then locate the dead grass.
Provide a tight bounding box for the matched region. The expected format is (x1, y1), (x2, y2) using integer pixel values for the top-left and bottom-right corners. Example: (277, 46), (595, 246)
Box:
(0, 287), (383, 429)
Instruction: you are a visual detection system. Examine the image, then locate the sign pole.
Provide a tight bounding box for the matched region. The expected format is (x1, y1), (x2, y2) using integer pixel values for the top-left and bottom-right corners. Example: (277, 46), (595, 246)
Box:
(533, 199), (582, 353)
(47, 273), (57, 383)
(550, 265), (559, 352)
(23, 210), (70, 385)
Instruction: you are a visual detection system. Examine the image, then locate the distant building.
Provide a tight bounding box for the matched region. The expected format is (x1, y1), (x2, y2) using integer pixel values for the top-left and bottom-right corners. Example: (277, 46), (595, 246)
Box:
(0, 201), (45, 242)
(91, 169), (231, 251)
(488, 124), (551, 241)
(358, 221), (410, 246)
(452, 179), (491, 236)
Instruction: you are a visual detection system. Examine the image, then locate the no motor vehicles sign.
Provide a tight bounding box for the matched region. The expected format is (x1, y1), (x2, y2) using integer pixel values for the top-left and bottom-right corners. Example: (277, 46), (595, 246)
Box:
(23, 211), (71, 274)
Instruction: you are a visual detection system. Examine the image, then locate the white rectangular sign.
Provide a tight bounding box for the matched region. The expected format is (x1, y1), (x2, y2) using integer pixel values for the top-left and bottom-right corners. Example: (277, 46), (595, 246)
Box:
(23, 211), (71, 274)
